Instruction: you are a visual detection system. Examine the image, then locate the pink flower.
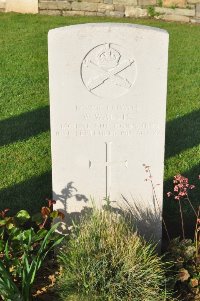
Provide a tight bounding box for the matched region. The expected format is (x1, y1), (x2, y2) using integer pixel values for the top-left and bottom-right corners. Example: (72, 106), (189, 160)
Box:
(174, 185), (179, 192)
(170, 174), (194, 201)
(167, 192), (172, 197)
(178, 191), (187, 197)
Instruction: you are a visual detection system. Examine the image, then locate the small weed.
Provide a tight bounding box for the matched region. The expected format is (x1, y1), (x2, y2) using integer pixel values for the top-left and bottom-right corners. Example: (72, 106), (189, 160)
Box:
(147, 5), (160, 17)
(148, 5), (156, 17)
(157, 0), (163, 7)
(170, 3), (178, 9)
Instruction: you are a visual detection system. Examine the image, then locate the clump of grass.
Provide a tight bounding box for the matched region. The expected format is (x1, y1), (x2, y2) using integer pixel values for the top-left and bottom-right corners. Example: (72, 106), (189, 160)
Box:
(57, 209), (174, 301)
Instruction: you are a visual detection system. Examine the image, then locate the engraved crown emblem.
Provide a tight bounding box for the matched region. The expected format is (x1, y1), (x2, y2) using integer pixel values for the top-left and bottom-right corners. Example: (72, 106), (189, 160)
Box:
(97, 43), (121, 70)
(81, 43), (137, 98)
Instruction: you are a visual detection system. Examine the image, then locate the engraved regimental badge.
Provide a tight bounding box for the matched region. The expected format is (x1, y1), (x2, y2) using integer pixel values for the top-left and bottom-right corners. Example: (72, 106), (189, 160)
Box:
(81, 43), (137, 99)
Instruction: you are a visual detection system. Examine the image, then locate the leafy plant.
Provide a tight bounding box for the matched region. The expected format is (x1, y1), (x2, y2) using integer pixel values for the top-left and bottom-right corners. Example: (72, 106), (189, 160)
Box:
(157, 0), (163, 7)
(0, 200), (64, 301)
(57, 209), (174, 301)
(167, 237), (200, 300)
(167, 175), (200, 299)
(147, 5), (160, 17)
(0, 260), (22, 301)
(170, 4), (178, 9)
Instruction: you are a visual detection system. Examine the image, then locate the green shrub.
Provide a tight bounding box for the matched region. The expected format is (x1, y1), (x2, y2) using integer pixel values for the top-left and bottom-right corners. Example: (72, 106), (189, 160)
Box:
(57, 209), (174, 301)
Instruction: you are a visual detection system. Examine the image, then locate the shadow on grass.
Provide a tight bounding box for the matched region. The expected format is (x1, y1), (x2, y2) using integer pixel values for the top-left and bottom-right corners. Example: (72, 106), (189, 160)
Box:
(0, 171), (52, 214)
(165, 109), (200, 159)
(0, 106), (50, 147)
(162, 109), (200, 241)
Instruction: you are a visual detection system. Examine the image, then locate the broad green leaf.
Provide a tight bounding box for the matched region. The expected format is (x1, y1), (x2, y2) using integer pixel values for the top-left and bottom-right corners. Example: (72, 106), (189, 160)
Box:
(22, 229), (33, 241)
(15, 210), (30, 225)
(10, 228), (23, 241)
(50, 211), (59, 219)
(34, 229), (47, 242)
(0, 220), (6, 226)
(6, 222), (14, 230)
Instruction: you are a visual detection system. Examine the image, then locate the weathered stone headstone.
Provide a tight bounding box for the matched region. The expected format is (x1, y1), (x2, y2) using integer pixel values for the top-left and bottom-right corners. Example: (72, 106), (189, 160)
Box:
(48, 23), (168, 241)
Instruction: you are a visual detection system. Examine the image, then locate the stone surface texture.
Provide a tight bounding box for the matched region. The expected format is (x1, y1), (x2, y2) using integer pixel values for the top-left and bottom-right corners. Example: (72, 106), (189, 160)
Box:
(0, 0), (6, 10)
(1, 0), (200, 22)
(6, 0), (38, 13)
(138, 0), (157, 6)
(38, 0), (200, 23)
(196, 3), (200, 16)
(125, 7), (147, 16)
(48, 23), (169, 241)
(163, 0), (186, 7)
(155, 6), (195, 16)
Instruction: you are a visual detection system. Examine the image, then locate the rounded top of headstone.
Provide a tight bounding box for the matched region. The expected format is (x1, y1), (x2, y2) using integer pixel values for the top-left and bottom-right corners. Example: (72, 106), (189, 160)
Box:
(48, 23), (169, 37)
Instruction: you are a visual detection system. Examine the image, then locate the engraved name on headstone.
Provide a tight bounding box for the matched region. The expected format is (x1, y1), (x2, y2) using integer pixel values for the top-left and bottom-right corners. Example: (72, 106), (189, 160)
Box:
(48, 23), (169, 241)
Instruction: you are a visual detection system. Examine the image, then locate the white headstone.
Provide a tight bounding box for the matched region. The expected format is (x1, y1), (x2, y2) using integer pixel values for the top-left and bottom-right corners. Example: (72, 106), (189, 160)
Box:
(48, 23), (168, 241)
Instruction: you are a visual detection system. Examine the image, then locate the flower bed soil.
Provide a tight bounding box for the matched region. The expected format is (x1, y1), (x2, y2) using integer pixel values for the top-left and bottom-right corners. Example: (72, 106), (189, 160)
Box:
(32, 257), (60, 301)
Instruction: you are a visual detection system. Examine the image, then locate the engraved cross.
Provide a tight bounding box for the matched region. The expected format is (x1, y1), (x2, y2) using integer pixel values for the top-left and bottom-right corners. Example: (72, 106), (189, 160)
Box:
(89, 142), (128, 198)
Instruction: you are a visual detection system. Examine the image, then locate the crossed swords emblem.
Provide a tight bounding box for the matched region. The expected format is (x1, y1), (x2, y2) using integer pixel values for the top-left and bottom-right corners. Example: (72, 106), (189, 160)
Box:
(83, 45), (134, 91)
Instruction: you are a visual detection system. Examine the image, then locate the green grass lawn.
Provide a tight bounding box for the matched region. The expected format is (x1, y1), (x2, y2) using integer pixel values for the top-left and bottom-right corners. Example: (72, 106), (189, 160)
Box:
(0, 13), (200, 237)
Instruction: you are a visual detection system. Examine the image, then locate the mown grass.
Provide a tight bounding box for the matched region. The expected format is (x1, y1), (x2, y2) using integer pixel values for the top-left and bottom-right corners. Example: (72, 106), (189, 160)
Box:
(0, 13), (200, 236)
